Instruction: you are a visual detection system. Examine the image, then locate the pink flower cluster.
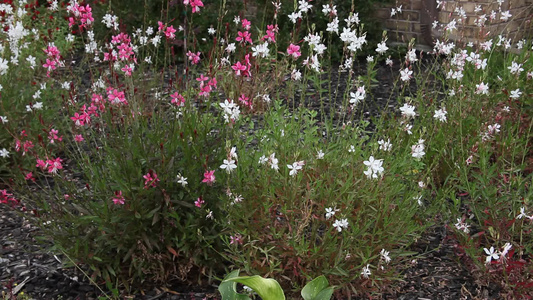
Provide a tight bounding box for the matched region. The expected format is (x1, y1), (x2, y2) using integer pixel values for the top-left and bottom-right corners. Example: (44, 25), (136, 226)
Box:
(107, 88), (128, 106)
(170, 92), (186, 107)
(14, 131), (34, 156)
(143, 170), (160, 189)
(231, 54), (252, 77)
(43, 44), (61, 77)
(261, 24), (278, 43)
(186, 51), (201, 65)
(157, 21), (177, 39)
(36, 157), (63, 174)
(183, 0), (204, 13)
(0, 190), (19, 207)
(196, 74), (217, 97)
(67, 3), (94, 30)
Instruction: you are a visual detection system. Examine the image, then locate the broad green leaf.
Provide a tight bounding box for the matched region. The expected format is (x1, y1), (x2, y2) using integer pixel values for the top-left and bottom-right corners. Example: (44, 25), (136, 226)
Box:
(301, 276), (331, 300)
(224, 275), (285, 300)
(218, 270), (251, 300)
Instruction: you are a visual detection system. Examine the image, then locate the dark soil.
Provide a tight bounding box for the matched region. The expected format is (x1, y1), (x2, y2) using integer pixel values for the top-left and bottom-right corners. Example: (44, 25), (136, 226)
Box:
(0, 57), (500, 300)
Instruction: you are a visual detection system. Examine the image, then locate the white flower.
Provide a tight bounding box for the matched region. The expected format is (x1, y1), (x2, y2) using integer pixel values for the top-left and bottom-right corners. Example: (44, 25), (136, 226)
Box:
(400, 103), (416, 118)
(378, 139), (392, 151)
(406, 49), (418, 63)
(411, 139), (426, 159)
(298, 0), (312, 13)
(225, 43), (236, 53)
(363, 156), (384, 179)
(500, 10), (512, 21)
(288, 11), (302, 23)
(0, 148), (9, 158)
(269, 153), (279, 170)
(287, 161), (304, 176)
(510, 89), (522, 99)
(258, 155), (268, 165)
(376, 41), (388, 54)
(501, 243), (512, 258)
(220, 159), (237, 173)
(517, 207), (529, 219)
(325, 207), (338, 220)
(332, 218), (349, 232)
(484, 246), (499, 264)
(349, 86), (366, 106)
(208, 27), (216, 35)
(380, 249), (391, 264)
(454, 218), (470, 233)
(33, 102), (43, 110)
(433, 107), (447, 122)
(475, 82), (489, 95)
(326, 17), (339, 34)
(252, 43), (270, 58)
(400, 68), (413, 81)
(176, 174), (188, 187)
(0, 58), (9, 75)
(361, 264), (371, 278)
(316, 150), (325, 159)
(348, 145), (356, 153)
(0, 116), (7, 123)
(291, 69), (302, 81)
(508, 61), (524, 75)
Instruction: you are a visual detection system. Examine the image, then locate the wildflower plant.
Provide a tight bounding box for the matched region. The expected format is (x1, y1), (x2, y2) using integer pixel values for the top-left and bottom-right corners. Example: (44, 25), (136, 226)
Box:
(0, 0), (532, 298)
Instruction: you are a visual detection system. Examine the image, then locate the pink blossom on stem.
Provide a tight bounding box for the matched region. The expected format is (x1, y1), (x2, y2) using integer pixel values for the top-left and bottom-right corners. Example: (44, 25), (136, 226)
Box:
(112, 191), (125, 205)
(143, 170), (160, 189)
(202, 170), (216, 185)
(195, 197), (205, 208)
(287, 44), (301, 58)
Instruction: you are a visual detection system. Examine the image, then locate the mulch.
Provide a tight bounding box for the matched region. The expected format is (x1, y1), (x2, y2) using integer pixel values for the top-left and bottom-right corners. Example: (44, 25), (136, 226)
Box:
(1, 203), (501, 300)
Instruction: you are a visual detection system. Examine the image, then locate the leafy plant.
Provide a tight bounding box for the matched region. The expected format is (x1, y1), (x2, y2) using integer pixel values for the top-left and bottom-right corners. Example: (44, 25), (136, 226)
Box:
(219, 269), (334, 300)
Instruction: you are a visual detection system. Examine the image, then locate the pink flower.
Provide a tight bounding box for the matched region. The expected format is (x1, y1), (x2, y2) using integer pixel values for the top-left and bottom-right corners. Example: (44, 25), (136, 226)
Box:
(36, 159), (48, 170)
(112, 190), (125, 205)
(143, 170), (160, 189)
(186, 51), (201, 64)
(190, 0), (204, 13)
(48, 129), (63, 144)
(121, 65), (133, 76)
(46, 157), (63, 174)
(236, 31), (252, 44)
(230, 234), (243, 245)
(202, 170), (216, 185)
(158, 21), (166, 32)
(170, 92), (186, 106)
(239, 94), (251, 108)
(231, 61), (247, 76)
(194, 197), (205, 208)
(196, 74), (209, 82)
(74, 135), (84, 142)
(25, 172), (35, 181)
(287, 44), (301, 58)
(165, 25), (177, 39)
(242, 19), (251, 30)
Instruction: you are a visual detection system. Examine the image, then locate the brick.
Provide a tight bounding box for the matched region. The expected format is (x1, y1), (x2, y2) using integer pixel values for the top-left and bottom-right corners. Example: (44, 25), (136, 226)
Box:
(385, 20), (412, 31)
(438, 11), (452, 24)
(411, 0), (422, 10)
(375, 8), (390, 19)
(462, 2), (476, 14)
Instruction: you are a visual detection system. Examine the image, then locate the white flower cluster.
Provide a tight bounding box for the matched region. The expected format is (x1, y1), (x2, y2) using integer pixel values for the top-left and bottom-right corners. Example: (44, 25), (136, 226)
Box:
(219, 99), (241, 123)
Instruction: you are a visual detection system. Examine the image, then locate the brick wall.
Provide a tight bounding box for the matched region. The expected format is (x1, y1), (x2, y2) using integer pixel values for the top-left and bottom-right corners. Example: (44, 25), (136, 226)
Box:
(377, 0), (533, 46)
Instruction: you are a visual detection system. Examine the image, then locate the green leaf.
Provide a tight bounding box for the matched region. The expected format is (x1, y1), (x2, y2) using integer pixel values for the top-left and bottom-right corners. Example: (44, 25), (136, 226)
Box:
(301, 276), (332, 300)
(224, 275), (285, 300)
(314, 288), (334, 300)
(218, 270), (251, 300)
